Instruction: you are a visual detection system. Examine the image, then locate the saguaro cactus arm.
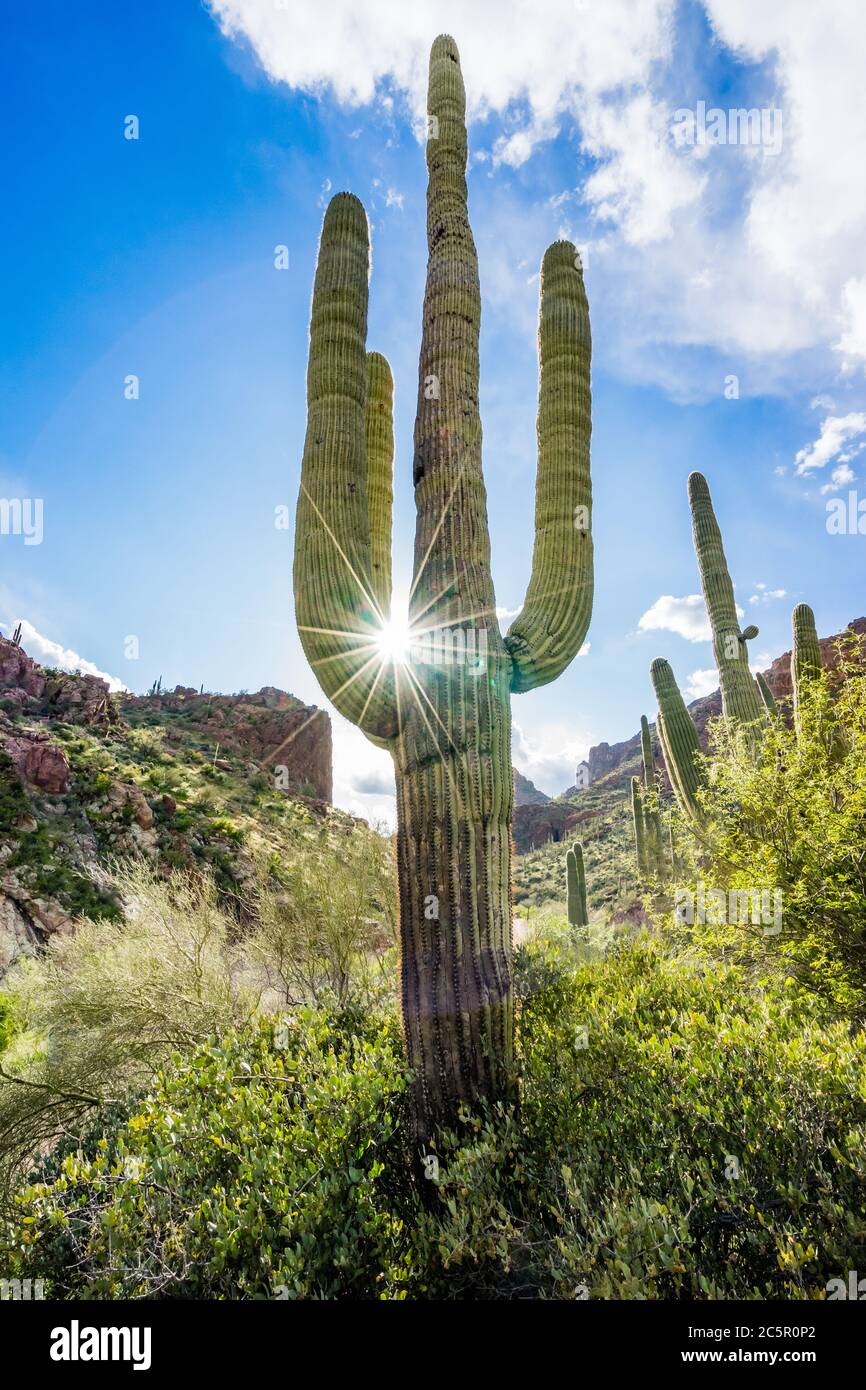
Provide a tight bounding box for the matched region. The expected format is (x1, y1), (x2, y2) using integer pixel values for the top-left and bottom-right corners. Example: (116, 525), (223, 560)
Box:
(505, 244), (593, 693)
(294, 195), (398, 742)
(566, 846), (580, 925)
(688, 472), (763, 726)
(366, 351), (394, 622)
(640, 714), (656, 789)
(574, 840), (589, 926)
(639, 713), (664, 878)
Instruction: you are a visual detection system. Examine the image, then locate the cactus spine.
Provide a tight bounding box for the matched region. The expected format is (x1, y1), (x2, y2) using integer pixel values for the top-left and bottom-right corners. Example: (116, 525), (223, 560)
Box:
(566, 841), (589, 927)
(688, 472), (763, 727)
(650, 658), (705, 822)
(294, 36), (592, 1135)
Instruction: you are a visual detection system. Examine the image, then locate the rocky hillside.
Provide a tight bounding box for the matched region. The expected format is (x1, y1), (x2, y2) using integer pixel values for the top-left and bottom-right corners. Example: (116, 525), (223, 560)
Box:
(0, 635), (333, 974)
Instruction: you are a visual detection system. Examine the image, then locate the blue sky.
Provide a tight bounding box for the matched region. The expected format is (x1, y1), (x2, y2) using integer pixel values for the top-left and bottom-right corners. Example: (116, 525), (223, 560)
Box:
(2, 0), (864, 823)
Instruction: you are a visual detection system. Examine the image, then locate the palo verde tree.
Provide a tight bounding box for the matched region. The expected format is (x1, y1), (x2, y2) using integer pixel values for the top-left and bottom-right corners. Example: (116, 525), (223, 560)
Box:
(294, 36), (592, 1135)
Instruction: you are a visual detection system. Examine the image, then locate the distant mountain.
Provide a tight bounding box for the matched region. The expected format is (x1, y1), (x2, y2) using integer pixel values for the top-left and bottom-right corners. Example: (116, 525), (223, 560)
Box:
(514, 770), (550, 806)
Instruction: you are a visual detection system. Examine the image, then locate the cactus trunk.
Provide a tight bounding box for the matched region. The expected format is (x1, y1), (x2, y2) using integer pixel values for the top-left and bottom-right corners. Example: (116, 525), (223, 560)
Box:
(294, 36), (593, 1138)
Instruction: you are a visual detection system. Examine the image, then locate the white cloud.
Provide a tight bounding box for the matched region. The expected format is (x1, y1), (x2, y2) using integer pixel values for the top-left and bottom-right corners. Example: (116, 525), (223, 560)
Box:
(330, 716), (396, 829)
(794, 412), (866, 475)
(2, 618), (127, 692)
(208, 0), (674, 121)
(208, 1), (694, 249)
(684, 668), (718, 700)
(384, 186), (404, 209)
(512, 719), (589, 797)
(836, 276), (866, 364)
(748, 586), (786, 605)
(207, 0), (866, 391)
(820, 463), (856, 495)
(579, 90), (705, 246)
(638, 594), (711, 643)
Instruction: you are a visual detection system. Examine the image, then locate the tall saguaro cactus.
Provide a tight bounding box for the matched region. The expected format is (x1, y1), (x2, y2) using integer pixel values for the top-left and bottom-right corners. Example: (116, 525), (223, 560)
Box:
(688, 472), (763, 727)
(294, 36), (593, 1135)
(791, 603), (822, 736)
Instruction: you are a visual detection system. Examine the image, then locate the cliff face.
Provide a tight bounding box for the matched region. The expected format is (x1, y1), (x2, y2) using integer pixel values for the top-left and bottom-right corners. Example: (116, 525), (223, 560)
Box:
(0, 636), (333, 975)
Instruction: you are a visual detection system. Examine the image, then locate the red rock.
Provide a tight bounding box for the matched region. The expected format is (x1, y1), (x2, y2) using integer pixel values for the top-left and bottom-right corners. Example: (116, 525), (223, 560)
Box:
(3, 734), (69, 793)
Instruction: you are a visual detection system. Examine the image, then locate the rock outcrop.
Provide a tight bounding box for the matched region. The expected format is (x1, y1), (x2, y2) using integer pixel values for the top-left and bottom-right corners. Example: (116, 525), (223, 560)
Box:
(3, 732), (70, 794)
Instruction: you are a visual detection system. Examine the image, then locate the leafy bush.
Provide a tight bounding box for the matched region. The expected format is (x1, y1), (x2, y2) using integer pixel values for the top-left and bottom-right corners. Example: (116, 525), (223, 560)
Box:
(665, 646), (866, 1017)
(9, 942), (865, 1299)
(0, 863), (257, 1214)
(9, 1013), (413, 1299)
(246, 829), (397, 1012)
(0, 751), (30, 831)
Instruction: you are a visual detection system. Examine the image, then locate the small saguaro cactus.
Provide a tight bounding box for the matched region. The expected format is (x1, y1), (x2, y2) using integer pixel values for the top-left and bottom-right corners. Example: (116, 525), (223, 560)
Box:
(630, 776), (649, 880)
(294, 35), (593, 1136)
(791, 602), (822, 737)
(566, 841), (589, 927)
(756, 670), (777, 714)
(639, 713), (664, 878)
(650, 657), (705, 823)
(688, 472), (763, 727)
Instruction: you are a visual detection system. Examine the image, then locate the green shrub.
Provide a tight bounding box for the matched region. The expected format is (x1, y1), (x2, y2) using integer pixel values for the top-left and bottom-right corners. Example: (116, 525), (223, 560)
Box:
(9, 942), (865, 1300)
(664, 645), (866, 1018)
(0, 751), (29, 831)
(10, 1013), (413, 1299)
(0, 864), (257, 1214)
